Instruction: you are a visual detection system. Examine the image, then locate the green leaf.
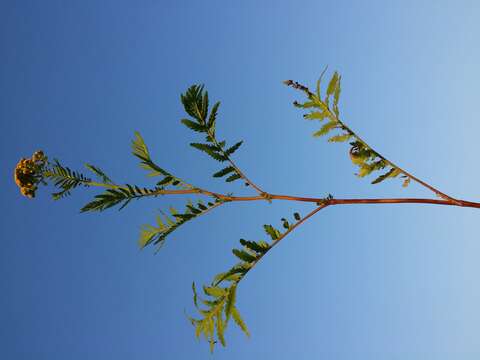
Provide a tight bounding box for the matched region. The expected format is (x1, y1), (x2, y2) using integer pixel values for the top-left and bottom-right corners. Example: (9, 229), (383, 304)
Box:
(371, 167), (401, 184)
(232, 249), (257, 263)
(186, 204), (202, 214)
(201, 90), (209, 120)
(358, 163), (377, 178)
(80, 188), (132, 212)
(223, 285), (236, 321)
(157, 176), (173, 186)
(192, 282), (200, 309)
(231, 307), (250, 337)
(138, 224), (160, 248)
(294, 100), (316, 109)
(225, 173), (242, 182)
(84, 163), (113, 184)
(216, 312), (226, 346)
(263, 224), (281, 240)
(213, 266), (247, 285)
(207, 101), (220, 131)
(181, 85), (206, 122)
(326, 71), (339, 97)
(190, 143), (227, 161)
(203, 286), (227, 298)
(181, 119), (205, 133)
(190, 142), (220, 152)
(131, 131), (150, 161)
(313, 121), (337, 137)
(131, 132), (176, 179)
(334, 75), (342, 106)
(213, 166), (235, 178)
(303, 111), (330, 121)
(173, 213), (195, 220)
(224, 141), (243, 156)
(328, 133), (351, 142)
(239, 239), (270, 254)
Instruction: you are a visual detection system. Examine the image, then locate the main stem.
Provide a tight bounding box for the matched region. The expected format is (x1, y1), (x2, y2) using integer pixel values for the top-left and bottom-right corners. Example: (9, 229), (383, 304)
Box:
(142, 188), (480, 209)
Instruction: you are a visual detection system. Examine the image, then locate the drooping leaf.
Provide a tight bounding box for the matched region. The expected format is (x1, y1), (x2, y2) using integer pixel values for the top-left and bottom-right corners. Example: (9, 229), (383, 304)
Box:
(231, 307), (250, 337)
(225, 284), (237, 321)
(313, 121), (337, 137)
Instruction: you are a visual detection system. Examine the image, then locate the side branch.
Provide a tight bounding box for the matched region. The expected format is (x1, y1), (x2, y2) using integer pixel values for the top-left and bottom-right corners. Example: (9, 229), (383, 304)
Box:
(260, 204), (328, 256)
(283, 79), (459, 204)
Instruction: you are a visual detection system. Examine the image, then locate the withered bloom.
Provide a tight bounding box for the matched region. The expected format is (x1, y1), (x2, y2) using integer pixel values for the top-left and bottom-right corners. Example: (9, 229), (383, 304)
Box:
(14, 151), (46, 198)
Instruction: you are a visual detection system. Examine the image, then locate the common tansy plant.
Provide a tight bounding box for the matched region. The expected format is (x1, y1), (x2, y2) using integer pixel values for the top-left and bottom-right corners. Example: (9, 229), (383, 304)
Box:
(15, 71), (478, 352)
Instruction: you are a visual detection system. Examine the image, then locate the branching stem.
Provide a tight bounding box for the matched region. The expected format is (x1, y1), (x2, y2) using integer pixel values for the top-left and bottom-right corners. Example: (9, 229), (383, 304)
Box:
(284, 80), (460, 204)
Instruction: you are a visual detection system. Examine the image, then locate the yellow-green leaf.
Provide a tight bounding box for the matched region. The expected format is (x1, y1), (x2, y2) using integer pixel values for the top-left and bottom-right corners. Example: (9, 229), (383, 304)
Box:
(231, 306), (250, 337)
(327, 72), (339, 96)
(313, 121), (337, 137)
(328, 133), (351, 142)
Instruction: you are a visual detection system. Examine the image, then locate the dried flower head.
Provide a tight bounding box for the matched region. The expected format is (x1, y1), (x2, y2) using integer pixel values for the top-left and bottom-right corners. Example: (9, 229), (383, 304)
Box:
(14, 150), (46, 198)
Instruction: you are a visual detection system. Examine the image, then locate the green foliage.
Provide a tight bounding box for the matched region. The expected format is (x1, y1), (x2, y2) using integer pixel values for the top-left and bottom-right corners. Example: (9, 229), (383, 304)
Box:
(132, 131), (191, 189)
(180, 85), (245, 184)
(85, 163), (113, 184)
(328, 134), (351, 143)
(213, 166), (235, 178)
(371, 167), (401, 184)
(189, 212), (304, 351)
(138, 199), (222, 250)
(313, 121), (337, 137)
(286, 71), (406, 187)
(43, 160), (93, 200)
(24, 75), (439, 354)
(80, 184), (162, 212)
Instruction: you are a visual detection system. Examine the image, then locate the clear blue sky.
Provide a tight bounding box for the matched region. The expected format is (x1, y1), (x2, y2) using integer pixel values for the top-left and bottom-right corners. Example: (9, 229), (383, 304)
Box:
(2, 1), (480, 358)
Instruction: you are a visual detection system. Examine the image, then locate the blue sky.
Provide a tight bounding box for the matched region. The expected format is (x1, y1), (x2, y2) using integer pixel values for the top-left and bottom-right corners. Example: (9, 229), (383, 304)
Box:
(2, 1), (480, 358)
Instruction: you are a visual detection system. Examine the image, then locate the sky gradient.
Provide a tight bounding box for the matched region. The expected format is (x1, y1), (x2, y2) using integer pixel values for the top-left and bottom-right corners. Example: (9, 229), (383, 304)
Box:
(2, 1), (480, 358)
